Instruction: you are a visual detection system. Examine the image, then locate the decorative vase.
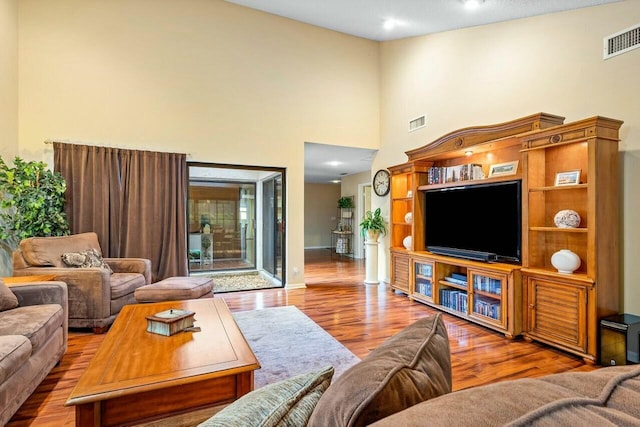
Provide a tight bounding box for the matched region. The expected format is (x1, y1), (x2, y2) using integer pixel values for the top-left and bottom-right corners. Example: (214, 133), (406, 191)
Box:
(554, 210), (581, 228)
(403, 235), (412, 250)
(404, 212), (413, 224)
(551, 249), (581, 274)
(366, 229), (380, 242)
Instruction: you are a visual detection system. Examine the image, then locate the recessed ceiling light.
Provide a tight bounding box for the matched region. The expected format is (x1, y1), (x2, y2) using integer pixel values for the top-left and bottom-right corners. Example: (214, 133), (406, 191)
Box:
(327, 161), (341, 167)
(331, 180), (341, 184)
(463, 0), (484, 10)
(383, 18), (406, 31)
(383, 18), (396, 31)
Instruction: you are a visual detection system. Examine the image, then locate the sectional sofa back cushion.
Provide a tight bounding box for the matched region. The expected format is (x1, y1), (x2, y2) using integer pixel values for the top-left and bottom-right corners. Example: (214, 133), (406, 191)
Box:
(307, 313), (452, 427)
(0, 280), (19, 312)
(371, 365), (640, 426)
(19, 232), (102, 268)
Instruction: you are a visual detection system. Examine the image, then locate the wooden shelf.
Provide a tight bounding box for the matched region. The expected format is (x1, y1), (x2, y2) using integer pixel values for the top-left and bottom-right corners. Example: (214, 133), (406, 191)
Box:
(528, 183), (588, 192)
(529, 227), (588, 233)
(418, 174), (522, 192)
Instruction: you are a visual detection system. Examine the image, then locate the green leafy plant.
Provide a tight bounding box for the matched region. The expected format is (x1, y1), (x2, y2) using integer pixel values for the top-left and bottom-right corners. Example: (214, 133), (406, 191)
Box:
(359, 208), (387, 240)
(0, 156), (69, 252)
(337, 197), (354, 209)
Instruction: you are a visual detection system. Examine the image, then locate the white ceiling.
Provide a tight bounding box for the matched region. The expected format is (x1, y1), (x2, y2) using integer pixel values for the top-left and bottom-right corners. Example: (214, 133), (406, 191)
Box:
(305, 143), (378, 184)
(226, 0), (620, 183)
(224, 0), (620, 41)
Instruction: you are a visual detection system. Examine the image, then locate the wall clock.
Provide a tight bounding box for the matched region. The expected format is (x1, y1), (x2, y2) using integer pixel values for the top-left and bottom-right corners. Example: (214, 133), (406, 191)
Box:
(373, 169), (391, 196)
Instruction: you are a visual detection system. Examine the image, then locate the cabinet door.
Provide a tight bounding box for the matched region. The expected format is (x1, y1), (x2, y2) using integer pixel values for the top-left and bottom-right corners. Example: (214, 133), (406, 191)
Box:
(524, 276), (587, 354)
(391, 251), (410, 293)
(412, 259), (434, 302)
(469, 270), (506, 328)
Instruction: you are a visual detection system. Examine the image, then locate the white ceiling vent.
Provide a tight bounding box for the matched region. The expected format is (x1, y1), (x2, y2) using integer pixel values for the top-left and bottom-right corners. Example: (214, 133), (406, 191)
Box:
(409, 115), (426, 132)
(604, 23), (640, 60)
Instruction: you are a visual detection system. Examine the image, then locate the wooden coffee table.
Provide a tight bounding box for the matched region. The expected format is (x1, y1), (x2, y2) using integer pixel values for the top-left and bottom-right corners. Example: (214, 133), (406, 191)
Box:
(66, 298), (259, 426)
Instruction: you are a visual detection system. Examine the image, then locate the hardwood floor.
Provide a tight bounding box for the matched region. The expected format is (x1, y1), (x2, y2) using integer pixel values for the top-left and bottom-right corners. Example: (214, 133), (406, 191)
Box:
(8, 249), (596, 426)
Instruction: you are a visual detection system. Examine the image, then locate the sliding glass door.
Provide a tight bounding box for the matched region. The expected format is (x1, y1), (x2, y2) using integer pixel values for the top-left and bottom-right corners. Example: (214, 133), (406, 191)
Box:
(262, 174), (284, 281)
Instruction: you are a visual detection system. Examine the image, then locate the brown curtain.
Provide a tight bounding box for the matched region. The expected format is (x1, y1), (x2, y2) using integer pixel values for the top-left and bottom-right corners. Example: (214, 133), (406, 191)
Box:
(54, 142), (188, 281)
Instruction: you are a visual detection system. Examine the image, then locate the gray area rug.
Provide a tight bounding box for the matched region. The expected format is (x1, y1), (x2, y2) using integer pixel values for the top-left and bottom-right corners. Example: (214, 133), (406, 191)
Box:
(140, 305), (359, 426)
(233, 305), (361, 389)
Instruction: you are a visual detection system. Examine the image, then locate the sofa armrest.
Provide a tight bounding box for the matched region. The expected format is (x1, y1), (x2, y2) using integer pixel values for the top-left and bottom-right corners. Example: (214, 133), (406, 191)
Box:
(104, 258), (152, 284)
(13, 267), (112, 321)
(10, 281), (69, 345)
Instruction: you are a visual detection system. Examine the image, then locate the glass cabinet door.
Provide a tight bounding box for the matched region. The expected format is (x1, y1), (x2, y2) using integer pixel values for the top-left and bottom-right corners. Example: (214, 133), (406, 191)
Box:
(413, 260), (434, 300)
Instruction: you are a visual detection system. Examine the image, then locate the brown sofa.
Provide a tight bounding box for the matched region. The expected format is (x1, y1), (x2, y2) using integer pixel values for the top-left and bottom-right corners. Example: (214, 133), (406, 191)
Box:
(12, 232), (151, 332)
(0, 279), (68, 426)
(197, 313), (640, 426)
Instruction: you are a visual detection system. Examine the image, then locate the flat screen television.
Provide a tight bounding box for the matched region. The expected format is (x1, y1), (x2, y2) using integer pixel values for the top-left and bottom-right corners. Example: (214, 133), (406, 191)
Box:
(423, 180), (521, 263)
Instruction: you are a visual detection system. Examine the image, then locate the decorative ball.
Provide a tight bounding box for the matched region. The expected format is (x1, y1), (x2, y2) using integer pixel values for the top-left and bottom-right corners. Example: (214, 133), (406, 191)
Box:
(554, 210), (581, 228)
(403, 235), (412, 250)
(404, 212), (413, 224)
(551, 249), (581, 274)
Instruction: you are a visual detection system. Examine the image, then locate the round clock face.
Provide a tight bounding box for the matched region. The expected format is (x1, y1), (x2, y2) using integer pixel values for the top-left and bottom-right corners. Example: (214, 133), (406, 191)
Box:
(373, 169), (390, 196)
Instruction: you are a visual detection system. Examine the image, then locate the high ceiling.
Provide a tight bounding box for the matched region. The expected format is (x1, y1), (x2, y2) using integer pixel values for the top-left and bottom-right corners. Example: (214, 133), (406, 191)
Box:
(225, 0), (621, 183)
(224, 0), (620, 41)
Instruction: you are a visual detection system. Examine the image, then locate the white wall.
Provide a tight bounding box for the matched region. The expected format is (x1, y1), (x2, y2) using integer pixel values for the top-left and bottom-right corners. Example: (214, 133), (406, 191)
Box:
(16, 0), (380, 287)
(376, 1), (640, 311)
(341, 170), (371, 259)
(304, 183), (340, 248)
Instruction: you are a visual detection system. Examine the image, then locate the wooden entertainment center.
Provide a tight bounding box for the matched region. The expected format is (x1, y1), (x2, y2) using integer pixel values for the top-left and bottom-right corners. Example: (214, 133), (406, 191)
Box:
(388, 113), (623, 362)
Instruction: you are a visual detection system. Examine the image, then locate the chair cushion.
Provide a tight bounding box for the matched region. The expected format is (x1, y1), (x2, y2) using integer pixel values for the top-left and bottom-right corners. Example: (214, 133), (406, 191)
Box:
(19, 232), (102, 267)
(61, 248), (113, 273)
(307, 313), (452, 427)
(199, 366), (334, 427)
(0, 304), (64, 353)
(0, 281), (18, 312)
(0, 335), (32, 383)
(135, 277), (214, 302)
(110, 273), (147, 299)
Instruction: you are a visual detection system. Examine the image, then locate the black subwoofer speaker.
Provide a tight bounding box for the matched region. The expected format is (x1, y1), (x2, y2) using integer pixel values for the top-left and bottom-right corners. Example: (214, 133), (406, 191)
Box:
(600, 313), (640, 366)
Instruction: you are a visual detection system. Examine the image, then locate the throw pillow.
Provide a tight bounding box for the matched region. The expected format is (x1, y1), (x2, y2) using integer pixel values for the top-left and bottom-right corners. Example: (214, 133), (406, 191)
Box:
(0, 280), (19, 312)
(199, 366), (335, 427)
(61, 248), (113, 273)
(307, 313), (452, 427)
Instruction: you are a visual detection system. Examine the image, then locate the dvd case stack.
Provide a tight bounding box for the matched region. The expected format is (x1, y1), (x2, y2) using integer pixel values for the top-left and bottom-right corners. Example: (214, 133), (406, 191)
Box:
(473, 276), (502, 295)
(416, 279), (432, 297)
(439, 289), (468, 313)
(474, 297), (501, 320)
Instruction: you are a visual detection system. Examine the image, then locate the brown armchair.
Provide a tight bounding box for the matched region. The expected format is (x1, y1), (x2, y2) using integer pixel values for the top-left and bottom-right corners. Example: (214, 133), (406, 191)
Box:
(12, 232), (151, 333)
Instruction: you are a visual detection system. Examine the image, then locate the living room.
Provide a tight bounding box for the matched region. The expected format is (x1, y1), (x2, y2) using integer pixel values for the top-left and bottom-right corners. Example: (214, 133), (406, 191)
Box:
(1, 0), (640, 425)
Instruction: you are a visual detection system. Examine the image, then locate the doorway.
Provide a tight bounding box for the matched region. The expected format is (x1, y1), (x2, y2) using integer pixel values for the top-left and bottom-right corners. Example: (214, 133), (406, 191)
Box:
(187, 163), (286, 287)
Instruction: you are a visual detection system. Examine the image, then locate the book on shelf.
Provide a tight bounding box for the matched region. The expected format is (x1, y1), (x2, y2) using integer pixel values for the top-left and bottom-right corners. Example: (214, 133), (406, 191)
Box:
(474, 297), (501, 320)
(416, 280), (432, 297)
(473, 275), (502, 295)
(146, 308), (196, 336)
(445, 276), (468, 286)
(440, 289), (468, 313)
(427, 164), (484, 185)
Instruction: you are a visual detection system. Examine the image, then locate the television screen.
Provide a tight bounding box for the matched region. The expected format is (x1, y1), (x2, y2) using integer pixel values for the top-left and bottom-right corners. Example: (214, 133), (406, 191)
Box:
(423, 180), (521, 263)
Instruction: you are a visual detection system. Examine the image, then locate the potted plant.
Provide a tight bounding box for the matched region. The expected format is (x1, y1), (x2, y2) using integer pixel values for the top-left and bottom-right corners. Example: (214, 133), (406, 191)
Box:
(0, 156), (69, 255)
(360, 208), (387, 242)
(337, 197), (354, 209)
